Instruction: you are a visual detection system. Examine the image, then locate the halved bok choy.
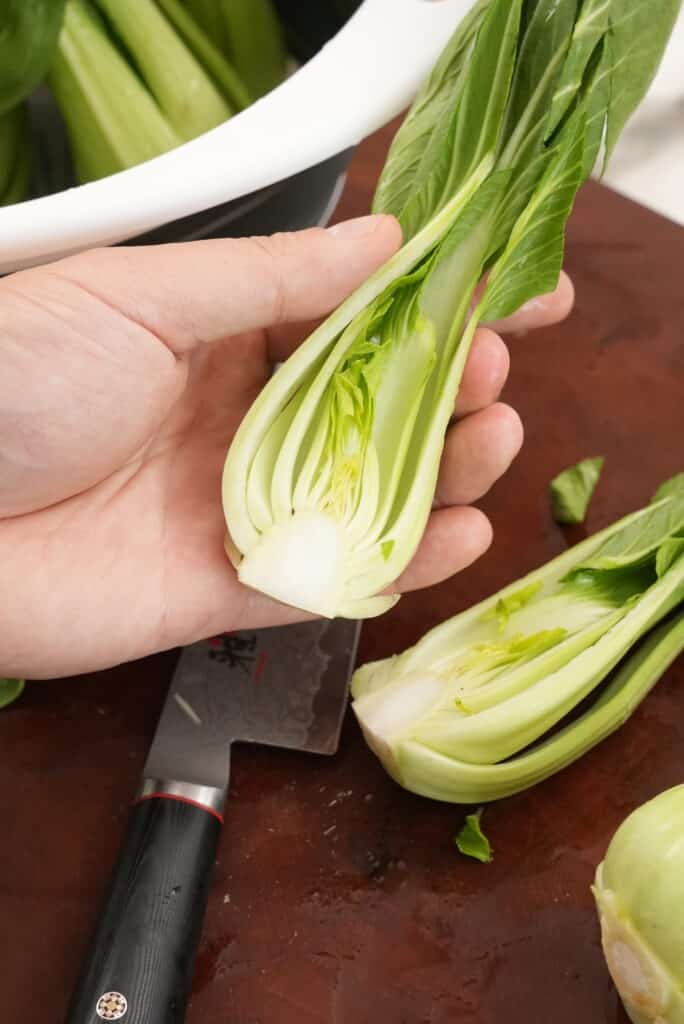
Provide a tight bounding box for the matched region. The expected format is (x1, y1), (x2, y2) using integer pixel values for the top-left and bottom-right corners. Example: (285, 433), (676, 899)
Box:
(222, 0), (680, 619)
(351, 476), (684, 803)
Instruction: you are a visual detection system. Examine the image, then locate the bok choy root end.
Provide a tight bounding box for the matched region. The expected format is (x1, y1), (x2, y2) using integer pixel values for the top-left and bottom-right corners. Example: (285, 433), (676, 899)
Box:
(222, 0), (680, 619)
(593, 783), (684, 1024)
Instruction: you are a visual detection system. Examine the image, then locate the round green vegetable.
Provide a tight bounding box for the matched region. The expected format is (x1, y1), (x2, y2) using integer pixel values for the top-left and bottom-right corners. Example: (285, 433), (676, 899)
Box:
(0, 0), (67, 115)
(593, 785), (684, 1024)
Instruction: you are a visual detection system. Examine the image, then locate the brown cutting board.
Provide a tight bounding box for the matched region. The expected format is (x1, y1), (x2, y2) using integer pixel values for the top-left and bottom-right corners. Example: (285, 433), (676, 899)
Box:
(1, 123), (682, 1024)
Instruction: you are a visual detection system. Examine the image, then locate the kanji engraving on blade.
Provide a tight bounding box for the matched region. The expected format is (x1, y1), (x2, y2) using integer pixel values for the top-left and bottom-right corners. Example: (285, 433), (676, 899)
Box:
(207, 633), (257, 673)
(95, 991), (128, 1020)
(174, 622), (338, 747)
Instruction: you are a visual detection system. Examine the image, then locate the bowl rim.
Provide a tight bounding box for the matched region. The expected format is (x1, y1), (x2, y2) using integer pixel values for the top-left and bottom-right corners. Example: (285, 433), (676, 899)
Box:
(0, 0), (475, 273)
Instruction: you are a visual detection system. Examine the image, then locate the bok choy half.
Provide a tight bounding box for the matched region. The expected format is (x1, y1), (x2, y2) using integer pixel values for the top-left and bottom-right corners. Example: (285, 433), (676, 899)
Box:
(351, 476), (684, 803)
(223, 0), (680, 619)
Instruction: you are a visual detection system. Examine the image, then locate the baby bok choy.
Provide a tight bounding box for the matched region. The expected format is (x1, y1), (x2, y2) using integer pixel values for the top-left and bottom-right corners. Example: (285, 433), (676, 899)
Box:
(222, 0), (681, 620)
(350, 476), (684, 803)
(593, 780), (684, 1024)
(48, 0), (244, 183)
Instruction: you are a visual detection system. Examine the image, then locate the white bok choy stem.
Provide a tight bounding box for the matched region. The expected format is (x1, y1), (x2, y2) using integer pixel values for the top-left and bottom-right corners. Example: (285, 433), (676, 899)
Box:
(222, 0), (680, 619)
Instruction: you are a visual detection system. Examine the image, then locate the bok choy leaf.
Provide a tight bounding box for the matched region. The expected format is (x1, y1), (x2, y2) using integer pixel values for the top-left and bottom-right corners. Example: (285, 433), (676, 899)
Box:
(0, 678), (24, 709)
(455, 809), (493, 862)
(0, 0), (66, 116)
(222, 0), (680, 620)
(551, 456), (605, 524)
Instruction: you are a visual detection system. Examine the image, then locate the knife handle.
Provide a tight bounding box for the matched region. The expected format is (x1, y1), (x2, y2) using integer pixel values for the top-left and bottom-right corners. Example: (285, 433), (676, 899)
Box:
(65, 794), (222, 1024)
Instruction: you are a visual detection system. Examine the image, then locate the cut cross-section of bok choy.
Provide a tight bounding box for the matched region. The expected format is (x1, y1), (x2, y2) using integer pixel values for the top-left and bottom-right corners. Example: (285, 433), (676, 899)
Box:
(350, 475), (684, 803)
(222, 0), (680, 619)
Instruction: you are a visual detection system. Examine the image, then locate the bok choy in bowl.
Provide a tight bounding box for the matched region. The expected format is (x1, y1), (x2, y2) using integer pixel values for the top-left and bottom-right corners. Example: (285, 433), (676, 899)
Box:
(0, 0), (467, 271)
(222, 0), (681, 621)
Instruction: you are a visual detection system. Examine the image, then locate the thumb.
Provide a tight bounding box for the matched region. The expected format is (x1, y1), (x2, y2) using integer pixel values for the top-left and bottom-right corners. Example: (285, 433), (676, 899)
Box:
(53, 215), (402, 355)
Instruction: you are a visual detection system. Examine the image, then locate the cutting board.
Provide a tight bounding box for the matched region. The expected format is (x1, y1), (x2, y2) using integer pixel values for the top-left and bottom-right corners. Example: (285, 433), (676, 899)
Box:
(0, 122), (682, 1024)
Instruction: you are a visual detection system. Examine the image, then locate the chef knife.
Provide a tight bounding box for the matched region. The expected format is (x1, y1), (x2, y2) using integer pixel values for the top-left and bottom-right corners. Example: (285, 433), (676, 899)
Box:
(65, 618), (360, 1024)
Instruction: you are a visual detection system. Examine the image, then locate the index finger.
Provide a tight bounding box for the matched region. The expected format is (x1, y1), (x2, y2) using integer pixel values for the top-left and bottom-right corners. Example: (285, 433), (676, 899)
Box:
(44, 215), (402, 357)
(483, 271), (575, 334)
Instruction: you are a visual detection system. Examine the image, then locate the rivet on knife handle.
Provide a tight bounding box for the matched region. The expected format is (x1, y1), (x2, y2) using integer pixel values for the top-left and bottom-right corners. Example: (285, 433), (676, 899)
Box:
(64, 794), (222, 1024)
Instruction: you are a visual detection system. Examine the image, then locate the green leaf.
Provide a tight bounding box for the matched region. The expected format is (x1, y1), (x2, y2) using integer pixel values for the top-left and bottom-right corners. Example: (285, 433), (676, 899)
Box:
(546, 0), (611, 135)
(500, 0), (578, 154)
(480, 108), (586, 322)
(372, 0), (490, 220)
(398, 0), (522, 238)
(579, 32), (612, 177)
(656, 538), (684, 578)
(604, 0), (682, 161)
(563, 563), (655, 606)
(550, 456), (605, 525)
(0, 678), (24, 709)
(0, 0), (66, 115)
(455, 809), (493, 863)
(572, 489), (684, 572)
(652, 473), (684, 505)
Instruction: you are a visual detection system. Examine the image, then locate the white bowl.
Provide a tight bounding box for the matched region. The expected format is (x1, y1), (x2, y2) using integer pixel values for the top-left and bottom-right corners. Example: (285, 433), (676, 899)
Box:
(0, 0), (474, 274)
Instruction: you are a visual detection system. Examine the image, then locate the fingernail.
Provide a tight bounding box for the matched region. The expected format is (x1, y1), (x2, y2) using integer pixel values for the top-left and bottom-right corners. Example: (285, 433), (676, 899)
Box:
(327, 215), (384, 240)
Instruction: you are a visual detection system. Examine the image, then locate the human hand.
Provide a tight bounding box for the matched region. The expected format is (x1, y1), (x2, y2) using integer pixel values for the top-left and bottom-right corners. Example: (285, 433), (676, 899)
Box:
(0, 215), (573, 678)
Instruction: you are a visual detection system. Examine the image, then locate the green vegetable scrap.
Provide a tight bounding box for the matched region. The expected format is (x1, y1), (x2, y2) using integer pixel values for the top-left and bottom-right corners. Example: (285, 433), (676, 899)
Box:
(223, 0), (680, 620)
(653, 473), (684, 504)
(455, 808), (492, 863)
(593, 780), (684, 1024)
(0, 678), (25, 709)
(351, 475), (684, 803)
(551, 457), (605, 524)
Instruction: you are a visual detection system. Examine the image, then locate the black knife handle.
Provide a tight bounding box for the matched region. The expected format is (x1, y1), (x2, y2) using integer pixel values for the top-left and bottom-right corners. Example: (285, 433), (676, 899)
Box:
(65, 795), (222, 1024)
